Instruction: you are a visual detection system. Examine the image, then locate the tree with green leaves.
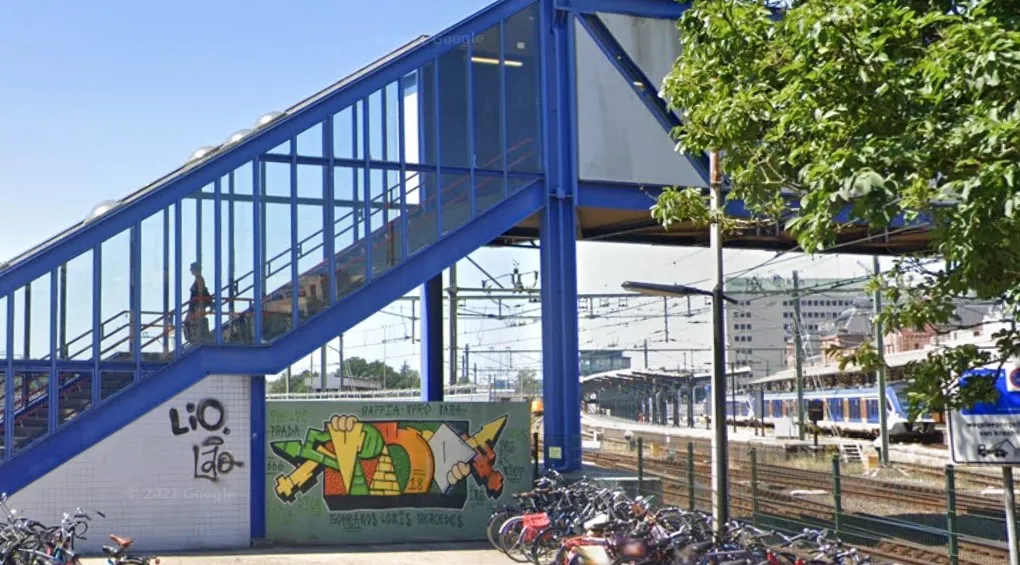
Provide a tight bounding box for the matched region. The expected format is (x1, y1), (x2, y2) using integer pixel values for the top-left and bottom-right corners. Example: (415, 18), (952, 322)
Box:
(268, 370), (316, 394)
(654, 0), (1020, 418)
(517, 368), (541, 395)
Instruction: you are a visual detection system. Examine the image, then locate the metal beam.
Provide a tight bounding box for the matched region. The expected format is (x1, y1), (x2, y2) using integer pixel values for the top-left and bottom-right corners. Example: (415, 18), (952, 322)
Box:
(540, 0), (582, 472)
(555, 0), (692, 19)
(421, 275), (444, 401)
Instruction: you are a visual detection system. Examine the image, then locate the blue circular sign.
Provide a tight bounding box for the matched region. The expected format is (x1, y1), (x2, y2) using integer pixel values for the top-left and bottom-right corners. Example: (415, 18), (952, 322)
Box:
(1009, 367), (1020, 389)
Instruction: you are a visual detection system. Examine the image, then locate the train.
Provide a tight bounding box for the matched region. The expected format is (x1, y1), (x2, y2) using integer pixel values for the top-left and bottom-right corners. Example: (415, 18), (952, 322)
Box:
(700, 381), (937, 439)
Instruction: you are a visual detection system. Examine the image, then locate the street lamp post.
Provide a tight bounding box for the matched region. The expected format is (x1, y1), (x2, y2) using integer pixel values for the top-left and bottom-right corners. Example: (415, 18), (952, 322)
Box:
(622, 218), (737, 536)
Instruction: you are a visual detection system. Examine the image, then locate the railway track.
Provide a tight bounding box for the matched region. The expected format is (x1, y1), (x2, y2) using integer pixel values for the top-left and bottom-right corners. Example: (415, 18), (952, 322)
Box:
(586, 451), (1009, 565)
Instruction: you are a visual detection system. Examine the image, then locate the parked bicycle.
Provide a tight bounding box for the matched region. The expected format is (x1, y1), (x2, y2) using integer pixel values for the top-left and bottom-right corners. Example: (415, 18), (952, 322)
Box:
(0, 493), (160, 565)
(489, 472), (877, 564)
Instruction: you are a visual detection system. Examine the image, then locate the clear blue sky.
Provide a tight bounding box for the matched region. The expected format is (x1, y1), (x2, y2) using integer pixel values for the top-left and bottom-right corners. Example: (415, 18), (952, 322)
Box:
(0, 1), (881, 382)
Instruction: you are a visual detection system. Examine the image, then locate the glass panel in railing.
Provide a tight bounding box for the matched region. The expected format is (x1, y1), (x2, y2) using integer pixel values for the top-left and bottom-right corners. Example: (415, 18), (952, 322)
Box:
(296, 122), (323, 159)
(476, 171), (506, 215)
(140, 211), (173, 362)
(379, 169), (407, 268)
(334, 167), (367, 301)
(179, 190), (213, 350)
(368, 168), (396, 279)
(418, 60), (438, 168)
(440, 172), (474, 235)
(262, 163), (294, 343)
(472, 20), (505, 174)
(57, 250), (94, 362)
(384, 80), (401, 165)
(334, 105), (356, 160)
(406, 172), (439, 256)
(27, 274), (50, 362)
(100, 370), (132, 401)
(11, 371), (48, 454)
(100, 230), (130, 362)
(11, 287), (24, 362)
(57, 370), (92, 425)
(222, 166), (255, 345)
(199, 194), (216, 344)
(296, 164), (327, 322)
(437, 44), (470, 171)
(508, 176), (538, 197)
(504, 4), (542, 173)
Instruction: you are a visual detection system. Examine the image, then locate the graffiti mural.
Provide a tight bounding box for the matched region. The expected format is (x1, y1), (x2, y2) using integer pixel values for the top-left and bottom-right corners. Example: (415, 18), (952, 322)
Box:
(270, 413), (508, 511)
(168, 398), (244, 482)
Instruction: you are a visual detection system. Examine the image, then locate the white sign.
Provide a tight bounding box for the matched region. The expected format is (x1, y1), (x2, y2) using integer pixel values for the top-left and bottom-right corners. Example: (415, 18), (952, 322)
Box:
(949, 368), (1020, 465)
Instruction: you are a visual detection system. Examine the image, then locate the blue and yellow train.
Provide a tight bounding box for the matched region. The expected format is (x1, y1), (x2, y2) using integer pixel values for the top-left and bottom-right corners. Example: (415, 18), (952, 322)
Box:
(701, 381), (937, 439)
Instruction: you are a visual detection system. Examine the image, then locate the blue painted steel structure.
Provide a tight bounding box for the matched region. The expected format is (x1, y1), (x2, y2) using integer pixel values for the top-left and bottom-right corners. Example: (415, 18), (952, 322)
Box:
(0, 0), (930, 518)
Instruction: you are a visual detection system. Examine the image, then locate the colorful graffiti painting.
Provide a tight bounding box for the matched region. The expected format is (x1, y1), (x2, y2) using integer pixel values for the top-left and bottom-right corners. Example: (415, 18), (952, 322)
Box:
(270, 414), (509, 511)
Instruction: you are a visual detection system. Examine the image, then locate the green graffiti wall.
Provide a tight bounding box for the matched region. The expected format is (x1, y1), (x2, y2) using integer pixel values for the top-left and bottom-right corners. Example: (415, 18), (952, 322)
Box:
(265, 401), (532, 544)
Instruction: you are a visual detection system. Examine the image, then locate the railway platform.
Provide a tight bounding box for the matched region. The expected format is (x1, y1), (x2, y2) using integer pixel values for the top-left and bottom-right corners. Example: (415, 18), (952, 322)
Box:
(582, 413), (956, 469)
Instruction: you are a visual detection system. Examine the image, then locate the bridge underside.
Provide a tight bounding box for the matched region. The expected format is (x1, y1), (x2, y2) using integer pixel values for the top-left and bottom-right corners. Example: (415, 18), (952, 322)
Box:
(0, 0), (931, 503)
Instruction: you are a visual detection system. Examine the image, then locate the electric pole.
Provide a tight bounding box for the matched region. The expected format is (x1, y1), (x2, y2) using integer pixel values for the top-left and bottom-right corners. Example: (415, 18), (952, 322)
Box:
(449, 264), (458, 386)
(873, 256), (889, 465)
(793, 271), (806, 440)
(709, 150), (729, 536)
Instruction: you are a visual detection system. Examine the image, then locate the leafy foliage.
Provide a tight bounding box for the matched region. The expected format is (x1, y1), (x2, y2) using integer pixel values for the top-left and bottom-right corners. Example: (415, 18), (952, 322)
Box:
(656, 0), (1020, 417)
(267, 357), (420, 393)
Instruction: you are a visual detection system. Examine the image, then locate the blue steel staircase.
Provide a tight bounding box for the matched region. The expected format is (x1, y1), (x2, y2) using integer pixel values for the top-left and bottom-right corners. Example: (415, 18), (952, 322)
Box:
(0, 0), (545, 492)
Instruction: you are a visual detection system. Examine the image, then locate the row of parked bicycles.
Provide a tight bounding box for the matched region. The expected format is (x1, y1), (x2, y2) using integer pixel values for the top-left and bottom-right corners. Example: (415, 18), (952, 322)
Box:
(0, 493), (159, 564)
(487, 471), (874, 565)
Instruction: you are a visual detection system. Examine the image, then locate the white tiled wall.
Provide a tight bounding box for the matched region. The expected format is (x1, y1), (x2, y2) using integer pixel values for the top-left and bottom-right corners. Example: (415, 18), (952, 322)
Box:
(9, 374), (251, 553)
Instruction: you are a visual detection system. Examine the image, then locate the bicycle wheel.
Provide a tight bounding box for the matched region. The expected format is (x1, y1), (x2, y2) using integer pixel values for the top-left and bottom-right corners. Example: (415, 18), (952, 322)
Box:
(503, 526), (537, 563)
(530, 527), (565, 565)
(487, 509), (517, 550)
(498, 516), (526, 557)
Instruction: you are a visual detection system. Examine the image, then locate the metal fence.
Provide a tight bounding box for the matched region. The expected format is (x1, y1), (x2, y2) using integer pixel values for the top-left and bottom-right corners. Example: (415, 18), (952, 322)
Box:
(579, 436), (1013, 565)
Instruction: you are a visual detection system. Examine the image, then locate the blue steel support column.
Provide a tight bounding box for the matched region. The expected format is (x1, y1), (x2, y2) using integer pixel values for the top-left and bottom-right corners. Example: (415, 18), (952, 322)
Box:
(5, 293), (13, 458)
(214, 178), (223, 344)
(420, 274), (443, 402)
(499, 19), (508, 197)
(91, 247), (102, 406)
(363, 98), (373, 282)
(249, 374), (266, 540)
(398, 78), (409, 260)
(130, 225), (141, 379)
(539, 0), (582, 472)
(252, 161), (264, 344)
(290, 139), (300, 331)
(48, 271), (58, 434)
(324, 117), (337, 305)
(162, 208), (170, 354)
(228, 175), (236, 322)
(174, 203), (183, 353)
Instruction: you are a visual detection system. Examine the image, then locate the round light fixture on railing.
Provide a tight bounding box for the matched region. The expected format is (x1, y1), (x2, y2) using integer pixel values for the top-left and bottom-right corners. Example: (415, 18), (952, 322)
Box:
(224, 129), (252, 145)
(188, 146), (219, 163)
(254, 111), (284, 129)
(85, 200), (119, 223)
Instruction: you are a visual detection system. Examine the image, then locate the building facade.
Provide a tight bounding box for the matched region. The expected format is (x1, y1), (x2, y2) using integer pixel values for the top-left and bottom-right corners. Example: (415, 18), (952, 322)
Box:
(725, 276), (873, 375)
(580, 349), (632, 377)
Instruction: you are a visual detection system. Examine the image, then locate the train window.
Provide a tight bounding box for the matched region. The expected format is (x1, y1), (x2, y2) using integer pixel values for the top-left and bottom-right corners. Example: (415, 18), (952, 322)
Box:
(828, 398), (843, 422)
(848, 398), (861, 421)
(865, 399), (879, 423)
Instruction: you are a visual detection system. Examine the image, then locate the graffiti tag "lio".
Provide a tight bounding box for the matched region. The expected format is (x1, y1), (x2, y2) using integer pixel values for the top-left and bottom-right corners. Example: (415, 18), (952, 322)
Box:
(168, 398), (244, 482)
